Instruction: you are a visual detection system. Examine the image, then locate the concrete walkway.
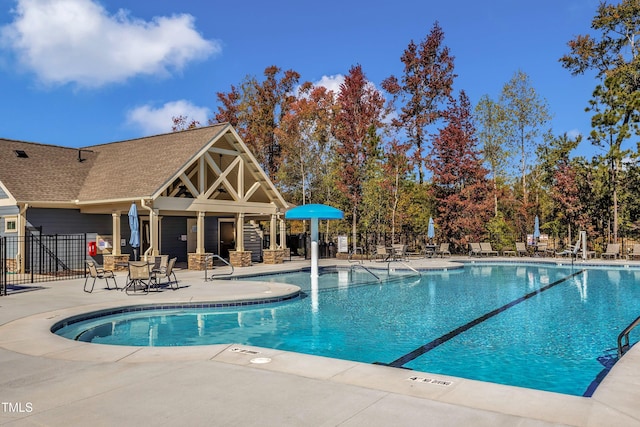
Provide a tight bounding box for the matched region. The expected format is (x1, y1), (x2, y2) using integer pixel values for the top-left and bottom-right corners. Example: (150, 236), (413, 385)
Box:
(1, 256), (640, 426)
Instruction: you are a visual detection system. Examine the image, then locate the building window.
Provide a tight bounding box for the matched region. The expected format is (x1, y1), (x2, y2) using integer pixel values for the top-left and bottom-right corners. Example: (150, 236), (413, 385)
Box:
(5, 217), (17, 233)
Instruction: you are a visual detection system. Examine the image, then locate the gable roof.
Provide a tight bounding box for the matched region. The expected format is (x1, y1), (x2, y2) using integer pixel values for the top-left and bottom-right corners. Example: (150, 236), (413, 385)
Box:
(78, 124), (228, 201)
(0, 138), (97, 203)
(0, 124), (288, 211)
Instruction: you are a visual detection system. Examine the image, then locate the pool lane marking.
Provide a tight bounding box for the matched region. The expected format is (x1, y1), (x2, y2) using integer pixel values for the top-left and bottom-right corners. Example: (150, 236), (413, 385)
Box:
(386, 269), (586, 368)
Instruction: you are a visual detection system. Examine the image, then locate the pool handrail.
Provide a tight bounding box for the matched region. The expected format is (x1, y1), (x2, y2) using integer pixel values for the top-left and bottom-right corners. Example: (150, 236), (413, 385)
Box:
(350, 263), (381, 282)
(617, 314), (640, 357)
(204, 254), (234, 281)
(387, 260), (421, 277)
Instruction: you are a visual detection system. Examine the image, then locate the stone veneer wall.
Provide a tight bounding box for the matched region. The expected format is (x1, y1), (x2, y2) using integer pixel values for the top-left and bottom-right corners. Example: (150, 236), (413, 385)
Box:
(103, 254), (130, 272)
(229, 251), (252, 267)
(188, 253), (213, 270)
(263, 249), (285, 264)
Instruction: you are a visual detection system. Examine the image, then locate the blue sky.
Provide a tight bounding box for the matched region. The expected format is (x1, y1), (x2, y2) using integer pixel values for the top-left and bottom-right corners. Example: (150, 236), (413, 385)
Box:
(0, 0), (607, 159)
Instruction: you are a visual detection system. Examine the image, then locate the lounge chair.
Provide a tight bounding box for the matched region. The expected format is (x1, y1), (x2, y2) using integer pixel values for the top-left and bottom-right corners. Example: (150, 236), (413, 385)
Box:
(469, 242), (482, 257)
(516, 242), (528, 257)
(152, 257), (178, 290)
(601, 243), (620, 259)
(480, 242), (498, 256)
(84, 260), (118, 293)
(628, 244), (640, 260)
(435, 243), (450, 258)
(556, 239), (581, 259)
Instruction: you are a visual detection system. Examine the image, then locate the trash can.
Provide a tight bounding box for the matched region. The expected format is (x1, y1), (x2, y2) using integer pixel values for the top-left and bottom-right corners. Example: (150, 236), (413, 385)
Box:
(328, 242), (336, 258)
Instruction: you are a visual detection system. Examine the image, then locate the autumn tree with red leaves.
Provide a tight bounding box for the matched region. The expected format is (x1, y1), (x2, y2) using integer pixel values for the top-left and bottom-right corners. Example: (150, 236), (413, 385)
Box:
(382, 22), (456, 184)
(333, 65), (386, 252)
(214, 66), (300, 180)
(426, 91), (491, 251)
(276, 82), (337, 206)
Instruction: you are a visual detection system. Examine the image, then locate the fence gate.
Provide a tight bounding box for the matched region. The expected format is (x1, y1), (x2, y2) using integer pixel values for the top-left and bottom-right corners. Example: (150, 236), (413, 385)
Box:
(0, 233), (87, 295)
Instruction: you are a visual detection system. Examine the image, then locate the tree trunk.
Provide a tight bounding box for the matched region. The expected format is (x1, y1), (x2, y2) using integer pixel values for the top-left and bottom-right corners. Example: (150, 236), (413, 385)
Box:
(352, 208), (358, 254)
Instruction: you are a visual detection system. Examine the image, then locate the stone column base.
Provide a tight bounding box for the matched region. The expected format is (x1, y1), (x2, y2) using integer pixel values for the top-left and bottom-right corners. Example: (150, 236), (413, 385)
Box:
(188, 253), (212, 270)
(263, 249), (285, 264)
(229, 251), (252, 267)
(103, 254), (130, 272)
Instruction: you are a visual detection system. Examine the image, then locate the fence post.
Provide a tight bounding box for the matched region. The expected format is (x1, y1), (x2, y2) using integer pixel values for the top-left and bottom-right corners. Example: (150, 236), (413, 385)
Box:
(1, 237), (5, 296)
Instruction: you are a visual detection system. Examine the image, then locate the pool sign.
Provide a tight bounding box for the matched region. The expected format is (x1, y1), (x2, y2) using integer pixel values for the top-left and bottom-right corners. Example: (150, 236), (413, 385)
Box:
(338, 236), (348, 253)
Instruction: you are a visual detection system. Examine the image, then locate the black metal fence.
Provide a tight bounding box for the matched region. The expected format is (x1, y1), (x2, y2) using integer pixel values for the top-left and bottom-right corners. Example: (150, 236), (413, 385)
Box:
(0, 233), (87, 296)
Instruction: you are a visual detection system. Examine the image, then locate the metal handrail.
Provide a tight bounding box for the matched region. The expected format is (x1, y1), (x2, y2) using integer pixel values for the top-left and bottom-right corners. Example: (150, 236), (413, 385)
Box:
(618, 315), (640, 357)
(204, 254), (234, 281)
(387, 260), (421, 277)
(350, 264), (381, 282)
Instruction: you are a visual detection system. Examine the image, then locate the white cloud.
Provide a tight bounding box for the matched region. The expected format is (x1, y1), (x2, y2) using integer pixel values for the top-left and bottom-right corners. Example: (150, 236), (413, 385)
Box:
(567, 129), (582, 140)
(0, 0), (220, 87)
(314, 74), (344, 93)
(126, 100), (210, 135)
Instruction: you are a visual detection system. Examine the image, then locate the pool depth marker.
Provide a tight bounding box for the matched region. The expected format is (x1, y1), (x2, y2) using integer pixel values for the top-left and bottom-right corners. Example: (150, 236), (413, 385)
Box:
(386, 269), (586, 368)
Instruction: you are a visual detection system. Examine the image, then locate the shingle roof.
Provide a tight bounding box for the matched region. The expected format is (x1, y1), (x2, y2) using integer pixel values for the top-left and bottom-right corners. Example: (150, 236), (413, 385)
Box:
(0, 139), (96, 202)
(79, 124), (227, 201)
(0, 124), (228, 203)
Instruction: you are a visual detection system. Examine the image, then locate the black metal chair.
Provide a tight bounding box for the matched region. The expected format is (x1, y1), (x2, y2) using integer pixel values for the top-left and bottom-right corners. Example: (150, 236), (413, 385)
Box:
(84, 261), (117, 293)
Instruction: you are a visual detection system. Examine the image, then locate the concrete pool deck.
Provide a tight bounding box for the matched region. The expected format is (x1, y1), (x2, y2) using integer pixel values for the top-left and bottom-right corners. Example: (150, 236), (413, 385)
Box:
(1, 256), (640, 426)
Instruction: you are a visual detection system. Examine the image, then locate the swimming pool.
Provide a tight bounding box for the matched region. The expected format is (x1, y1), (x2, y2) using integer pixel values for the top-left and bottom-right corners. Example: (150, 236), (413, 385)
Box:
(53, 263), (640, 396)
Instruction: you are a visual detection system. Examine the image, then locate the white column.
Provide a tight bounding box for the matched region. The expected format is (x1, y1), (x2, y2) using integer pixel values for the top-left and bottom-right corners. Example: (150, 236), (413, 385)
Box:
(279, 217), (287, 249)
(112, 211), (121, 256)
(196, 211), (205, 254)
(310, 218), (319, 278)
(236, 213), (245, 251)
(270, 214), (277, 250)
(151, 209), (160, 256)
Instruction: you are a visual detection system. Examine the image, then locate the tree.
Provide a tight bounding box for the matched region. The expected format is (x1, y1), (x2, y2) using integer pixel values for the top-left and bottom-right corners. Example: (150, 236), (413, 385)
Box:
(214, 66), (300, 180)
(276, 82), (337, 206)
(333, 65), (386, 253)
(171, 115), (200, 132)
(426, 91), (491, 251)
(383, 138), (412, 243)
(499, 70), (551, 206)
(475, 94), (509, 216)
(560, 0), (640, 242)
(382, 22), (456, 184)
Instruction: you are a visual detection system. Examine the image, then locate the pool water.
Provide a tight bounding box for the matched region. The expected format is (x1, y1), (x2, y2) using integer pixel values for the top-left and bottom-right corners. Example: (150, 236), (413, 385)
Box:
(54, 264), (640, 396)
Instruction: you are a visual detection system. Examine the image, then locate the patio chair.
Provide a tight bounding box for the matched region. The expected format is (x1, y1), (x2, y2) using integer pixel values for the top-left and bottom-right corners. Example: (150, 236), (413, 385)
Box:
(556, 238), (581, 259)
(152, 257), (178, 290)
(125, 261), (151, 295)
(516, 242), (528, 257)
(627, 244), (640, 260)
(469, 242), (482, 257)
(371, 245), (389, 262)
(391, 244), (408, 261)
(535, 243), (548, 257)
(435, 243), (450, 258)
(601, 243), (621, 259)
(480, 242), (498, 256)
(84, 260), (118, 293)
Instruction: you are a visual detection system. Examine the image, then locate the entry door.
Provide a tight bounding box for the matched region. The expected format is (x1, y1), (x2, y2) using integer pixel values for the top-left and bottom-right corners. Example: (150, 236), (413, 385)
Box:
(187, 218), (197, 254)
(219, 221), (235, 259)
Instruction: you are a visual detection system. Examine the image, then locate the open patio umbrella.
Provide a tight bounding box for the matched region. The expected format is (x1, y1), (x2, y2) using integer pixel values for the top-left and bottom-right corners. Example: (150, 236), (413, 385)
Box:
(128, 203), (140, 261)
(427, 217), (435, 242)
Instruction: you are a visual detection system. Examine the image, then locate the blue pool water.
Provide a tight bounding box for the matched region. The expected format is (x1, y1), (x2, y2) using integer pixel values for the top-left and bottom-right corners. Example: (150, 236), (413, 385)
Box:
(54, 264), (640, 396)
